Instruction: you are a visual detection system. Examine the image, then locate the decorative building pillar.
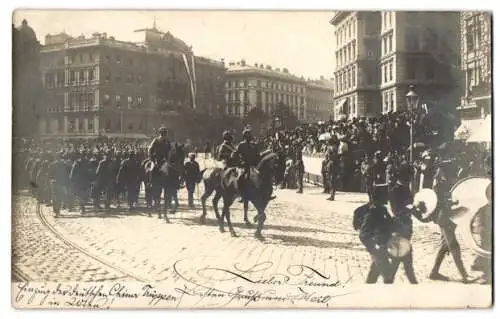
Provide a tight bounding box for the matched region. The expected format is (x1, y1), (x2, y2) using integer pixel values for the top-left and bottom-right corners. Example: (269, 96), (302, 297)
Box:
(94, 115), (99, 134)
(38, 118), (46, 135)
(64, 116), (68, 133)
(95, 88), (99, 108)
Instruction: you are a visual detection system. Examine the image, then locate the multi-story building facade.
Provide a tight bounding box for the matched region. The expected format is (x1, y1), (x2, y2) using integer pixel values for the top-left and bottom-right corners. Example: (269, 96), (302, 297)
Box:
(305, 77), (335, 122)
(194, 56), (226, 116)
(13, 19), (43, 138)
(379, 11), (461, 114)
(331, 11), (461, 119)
(331, 11), (381, 119)
(457, 12), (492, 121)
(38, 26), (225, 139)
(224, 60), (307, 121)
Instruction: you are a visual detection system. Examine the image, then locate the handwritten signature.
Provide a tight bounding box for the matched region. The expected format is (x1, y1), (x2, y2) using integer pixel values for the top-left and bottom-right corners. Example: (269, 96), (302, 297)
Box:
(14, 260), (356, 308)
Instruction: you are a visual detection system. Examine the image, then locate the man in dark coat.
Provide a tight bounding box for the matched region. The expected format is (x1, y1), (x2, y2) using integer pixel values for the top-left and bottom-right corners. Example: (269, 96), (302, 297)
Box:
(69, 151), (91, 213)
(321, 154), (330, 194)
(326, 152), (338, 201)
(353, 184), (393, 283)
(184, 153), (201, 208)
(117, 150), (142, 210)
(94, 150), (114, 209)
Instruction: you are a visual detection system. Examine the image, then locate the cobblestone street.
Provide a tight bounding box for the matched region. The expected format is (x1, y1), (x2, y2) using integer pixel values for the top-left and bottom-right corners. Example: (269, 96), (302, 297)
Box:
(12, 177), (481, 285)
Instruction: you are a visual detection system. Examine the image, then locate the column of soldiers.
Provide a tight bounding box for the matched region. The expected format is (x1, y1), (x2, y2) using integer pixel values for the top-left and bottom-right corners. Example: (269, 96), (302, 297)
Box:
(20, 148), (146, 216)
(16, 128), (203, 216)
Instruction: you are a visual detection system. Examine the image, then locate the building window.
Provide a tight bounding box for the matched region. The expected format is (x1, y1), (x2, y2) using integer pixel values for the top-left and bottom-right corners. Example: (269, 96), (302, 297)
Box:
(88, 69), (94, 81)
(127, 73), (133, 83)
(137, 96), (143, 106)
(389, 62), (393, 81)
(383, 64), (388, 83)
(367, 69), (373, 85)
(88, 121), (93, 131)
(70, 70), (76, 83)
(128, 123), (133, 131)
(79, 121), (84, 131)
(352, 66), (356, 87)
(116, 55), (121, 63)
(103, 94), (110, 105)
(127, 96), (133, 107)
(115, 95), (121, 107)
(105, 119), (111, 130)
(425, 61), (435, 79)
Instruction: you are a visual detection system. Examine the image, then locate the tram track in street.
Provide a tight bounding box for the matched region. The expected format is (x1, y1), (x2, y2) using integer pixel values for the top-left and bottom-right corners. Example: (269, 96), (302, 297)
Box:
(28, 195), (149, 282)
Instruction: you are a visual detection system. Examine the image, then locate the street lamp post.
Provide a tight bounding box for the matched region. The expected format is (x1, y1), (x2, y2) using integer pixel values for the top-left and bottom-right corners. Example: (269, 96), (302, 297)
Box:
(406, 85), (420, 164)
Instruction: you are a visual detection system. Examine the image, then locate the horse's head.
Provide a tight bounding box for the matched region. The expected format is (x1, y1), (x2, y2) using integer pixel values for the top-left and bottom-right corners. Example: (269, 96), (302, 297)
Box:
(257, 151), (279, 182)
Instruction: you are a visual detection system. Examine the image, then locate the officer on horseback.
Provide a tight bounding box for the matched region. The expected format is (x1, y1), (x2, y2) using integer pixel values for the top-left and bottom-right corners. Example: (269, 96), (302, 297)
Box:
(234, 128), (276, 201)
(148, 127), (171, 167)
(218, 130), (236, 168)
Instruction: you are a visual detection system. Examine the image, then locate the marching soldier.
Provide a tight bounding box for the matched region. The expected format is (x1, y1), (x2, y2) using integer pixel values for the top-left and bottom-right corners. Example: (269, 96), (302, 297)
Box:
(353, 184), (393, 283)
(429, 154), (478, 284)
(184, 153), (201, 208)
(117, 150), (142, 211)
(94, 150), (114, 210)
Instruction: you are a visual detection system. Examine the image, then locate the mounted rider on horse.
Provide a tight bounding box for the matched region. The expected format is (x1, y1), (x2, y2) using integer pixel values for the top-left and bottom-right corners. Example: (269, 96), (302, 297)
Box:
(148, 127), (171, 167)
(232, 128), (276, 201)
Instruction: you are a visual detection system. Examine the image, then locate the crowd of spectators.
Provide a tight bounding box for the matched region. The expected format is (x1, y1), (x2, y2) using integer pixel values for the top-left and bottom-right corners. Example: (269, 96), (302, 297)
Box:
(253, 109), (490, 193)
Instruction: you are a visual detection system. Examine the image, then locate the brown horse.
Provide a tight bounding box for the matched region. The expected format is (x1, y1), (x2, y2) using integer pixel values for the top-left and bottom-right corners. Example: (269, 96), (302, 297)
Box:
(200, 151), (278, 239)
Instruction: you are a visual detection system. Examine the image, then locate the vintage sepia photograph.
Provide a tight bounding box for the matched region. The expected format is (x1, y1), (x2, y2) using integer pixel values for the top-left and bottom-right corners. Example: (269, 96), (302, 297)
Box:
(11, 9), (492, 309)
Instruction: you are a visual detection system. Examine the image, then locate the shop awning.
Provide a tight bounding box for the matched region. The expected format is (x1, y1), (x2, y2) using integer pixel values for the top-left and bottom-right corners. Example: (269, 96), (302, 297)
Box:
(467, 115), (491, 143)
(454, 118), (487, 140)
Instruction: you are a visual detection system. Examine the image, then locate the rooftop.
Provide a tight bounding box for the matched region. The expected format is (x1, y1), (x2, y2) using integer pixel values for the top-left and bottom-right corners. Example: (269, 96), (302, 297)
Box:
(226, 60), (305, 82)
(41, 30), (224, 67)
(329, 11), (353, 25)
(306, 78), (335, 90)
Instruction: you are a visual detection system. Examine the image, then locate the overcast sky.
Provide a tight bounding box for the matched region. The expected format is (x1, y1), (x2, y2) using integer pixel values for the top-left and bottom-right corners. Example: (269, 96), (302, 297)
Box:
(13, 10), (336, 79)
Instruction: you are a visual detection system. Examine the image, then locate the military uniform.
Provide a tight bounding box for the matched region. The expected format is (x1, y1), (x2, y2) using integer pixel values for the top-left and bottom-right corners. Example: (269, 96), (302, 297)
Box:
(148, 134), (171, 165)
(117, 152), (142, 210)
(184, 154), (201, 208)
(353, 185), (393, 283)
(429, 160), (474, 283)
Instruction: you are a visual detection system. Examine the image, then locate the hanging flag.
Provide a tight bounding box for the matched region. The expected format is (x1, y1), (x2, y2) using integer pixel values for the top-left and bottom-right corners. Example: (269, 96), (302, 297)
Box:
(181, 53), (196, 109)
(191, 53), (197, 98)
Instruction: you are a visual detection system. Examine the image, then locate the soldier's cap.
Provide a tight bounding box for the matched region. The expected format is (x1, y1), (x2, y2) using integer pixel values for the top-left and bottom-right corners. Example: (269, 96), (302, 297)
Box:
(188, 153), (196, 158)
